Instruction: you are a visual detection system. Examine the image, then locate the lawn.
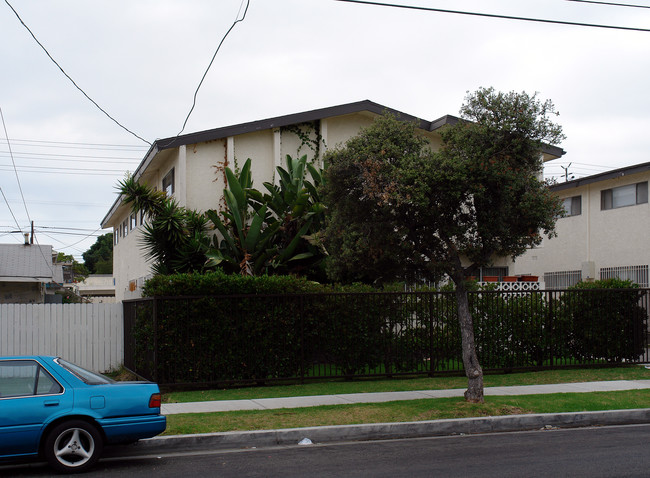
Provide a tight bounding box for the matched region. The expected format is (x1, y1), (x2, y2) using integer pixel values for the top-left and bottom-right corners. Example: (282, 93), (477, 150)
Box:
(162, 365), (650, 403)
(163, 388), (650, 435)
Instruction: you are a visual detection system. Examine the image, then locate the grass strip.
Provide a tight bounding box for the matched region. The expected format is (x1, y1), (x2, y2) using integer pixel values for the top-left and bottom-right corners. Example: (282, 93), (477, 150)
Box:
(163, 389), (650, 435)
(163, 366), (650, 403)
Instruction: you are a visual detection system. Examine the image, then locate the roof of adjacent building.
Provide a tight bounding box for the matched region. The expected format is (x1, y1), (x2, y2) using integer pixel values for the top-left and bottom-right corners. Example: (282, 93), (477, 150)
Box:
(0, 244), (55, 283)
(551, 160), (650, 193)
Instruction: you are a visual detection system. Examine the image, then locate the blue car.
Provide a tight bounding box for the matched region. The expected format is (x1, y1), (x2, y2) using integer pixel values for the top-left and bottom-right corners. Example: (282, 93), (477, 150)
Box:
(0, 355), (166, 473)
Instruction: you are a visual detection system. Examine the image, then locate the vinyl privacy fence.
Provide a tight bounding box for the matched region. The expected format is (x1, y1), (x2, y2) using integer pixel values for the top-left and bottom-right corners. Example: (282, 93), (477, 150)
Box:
(0, 303), (123, 373)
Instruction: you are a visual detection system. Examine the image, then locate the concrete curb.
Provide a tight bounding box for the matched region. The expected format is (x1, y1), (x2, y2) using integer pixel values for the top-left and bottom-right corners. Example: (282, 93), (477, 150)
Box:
(106, 408), (650, 457)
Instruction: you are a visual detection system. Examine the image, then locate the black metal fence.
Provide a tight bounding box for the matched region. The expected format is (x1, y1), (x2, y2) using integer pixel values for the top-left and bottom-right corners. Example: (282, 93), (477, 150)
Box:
(123, 288), (650, 386)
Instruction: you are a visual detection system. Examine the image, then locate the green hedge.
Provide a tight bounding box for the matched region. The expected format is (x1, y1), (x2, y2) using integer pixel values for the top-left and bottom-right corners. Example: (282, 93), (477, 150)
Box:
(129, 274), (648, 384)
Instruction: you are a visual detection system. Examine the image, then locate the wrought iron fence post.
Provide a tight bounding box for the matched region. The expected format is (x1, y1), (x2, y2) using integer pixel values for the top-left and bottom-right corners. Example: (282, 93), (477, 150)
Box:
(428, 292), (435, 377)
(153, 296), (158, 384)
(300, 294), (305, 384)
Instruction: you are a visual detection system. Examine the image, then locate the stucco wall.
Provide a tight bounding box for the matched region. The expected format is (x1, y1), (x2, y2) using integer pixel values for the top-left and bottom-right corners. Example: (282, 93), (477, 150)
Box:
(512, 170), (650, 283)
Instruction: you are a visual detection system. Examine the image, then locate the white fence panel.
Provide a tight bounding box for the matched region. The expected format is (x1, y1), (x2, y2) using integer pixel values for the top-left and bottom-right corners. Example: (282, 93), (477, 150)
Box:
(0, 303), (123, 373)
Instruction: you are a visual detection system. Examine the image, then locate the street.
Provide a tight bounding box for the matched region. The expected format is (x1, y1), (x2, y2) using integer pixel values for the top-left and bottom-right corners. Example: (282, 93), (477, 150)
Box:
(3, 424), (650, 477)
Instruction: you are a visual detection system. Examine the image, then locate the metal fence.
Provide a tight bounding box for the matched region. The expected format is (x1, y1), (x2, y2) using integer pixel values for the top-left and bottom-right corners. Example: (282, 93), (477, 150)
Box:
(123, 289), (650, 386)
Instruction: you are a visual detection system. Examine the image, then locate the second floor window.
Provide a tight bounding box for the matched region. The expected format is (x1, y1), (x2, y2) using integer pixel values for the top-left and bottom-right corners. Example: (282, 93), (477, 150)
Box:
(562, 195), (582, 216)
(601, 182), (648, 210)
(163, 168), (175, 196)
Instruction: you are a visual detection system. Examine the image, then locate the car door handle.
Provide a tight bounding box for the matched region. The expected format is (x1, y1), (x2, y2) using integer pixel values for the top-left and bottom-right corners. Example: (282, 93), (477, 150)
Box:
(44, 400), (60, 407)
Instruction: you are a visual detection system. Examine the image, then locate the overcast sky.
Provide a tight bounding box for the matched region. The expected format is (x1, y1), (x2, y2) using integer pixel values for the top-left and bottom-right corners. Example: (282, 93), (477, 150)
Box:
(1, 0), (649, 261)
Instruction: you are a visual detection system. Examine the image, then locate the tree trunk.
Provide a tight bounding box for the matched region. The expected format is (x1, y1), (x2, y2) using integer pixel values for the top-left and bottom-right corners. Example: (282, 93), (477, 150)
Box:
(455, 280), (484, 403)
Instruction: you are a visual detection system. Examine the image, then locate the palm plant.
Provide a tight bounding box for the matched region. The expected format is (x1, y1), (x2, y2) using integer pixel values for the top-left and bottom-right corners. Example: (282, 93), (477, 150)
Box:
(118, 176), (212, 275)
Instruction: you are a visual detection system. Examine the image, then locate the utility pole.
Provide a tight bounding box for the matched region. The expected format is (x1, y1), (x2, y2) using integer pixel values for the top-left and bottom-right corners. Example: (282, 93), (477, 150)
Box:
(30, 220), (34, 244)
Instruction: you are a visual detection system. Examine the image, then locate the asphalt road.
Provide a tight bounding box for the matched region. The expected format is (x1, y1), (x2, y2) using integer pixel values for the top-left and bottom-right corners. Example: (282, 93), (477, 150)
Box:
(4, 424), (650, 477)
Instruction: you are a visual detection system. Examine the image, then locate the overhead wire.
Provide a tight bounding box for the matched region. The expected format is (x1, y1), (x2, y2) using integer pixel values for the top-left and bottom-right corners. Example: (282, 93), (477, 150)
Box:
(566, 0), (650, 9)
(0, 138), (149, 149)
(172, 0), (251, 138)
(3, 0), (152, 145)
(332, 0), (650, 32)
(1, 107), (31, 225)
(0, 186), (23, 234)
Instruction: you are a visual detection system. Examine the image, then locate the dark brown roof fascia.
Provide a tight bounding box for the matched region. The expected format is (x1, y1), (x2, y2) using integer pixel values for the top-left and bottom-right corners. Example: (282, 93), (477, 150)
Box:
(153, 100), (441, 151)
(551, 161), (650, 192)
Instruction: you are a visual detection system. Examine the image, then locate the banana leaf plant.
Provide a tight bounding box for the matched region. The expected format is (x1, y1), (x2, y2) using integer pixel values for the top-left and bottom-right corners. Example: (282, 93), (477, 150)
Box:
(206, 155), (327, 277)
(205, 159), (279, 275)
(258, 154), (327, 275)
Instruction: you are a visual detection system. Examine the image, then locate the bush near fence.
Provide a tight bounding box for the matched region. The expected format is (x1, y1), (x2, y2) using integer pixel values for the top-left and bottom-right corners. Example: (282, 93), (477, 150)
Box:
(123, 273), (649, 385)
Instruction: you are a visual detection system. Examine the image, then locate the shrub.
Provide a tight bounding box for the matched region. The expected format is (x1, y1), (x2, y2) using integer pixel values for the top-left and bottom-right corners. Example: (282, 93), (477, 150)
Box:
(560, 279), (647, 362)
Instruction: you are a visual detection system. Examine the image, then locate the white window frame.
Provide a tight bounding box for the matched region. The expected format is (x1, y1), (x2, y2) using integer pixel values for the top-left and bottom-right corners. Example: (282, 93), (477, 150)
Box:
(162, 168), (175, 196)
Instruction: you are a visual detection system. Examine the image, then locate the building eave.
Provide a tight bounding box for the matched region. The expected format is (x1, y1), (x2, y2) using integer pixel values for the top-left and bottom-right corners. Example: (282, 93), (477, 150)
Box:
(551, 161), (650, 193)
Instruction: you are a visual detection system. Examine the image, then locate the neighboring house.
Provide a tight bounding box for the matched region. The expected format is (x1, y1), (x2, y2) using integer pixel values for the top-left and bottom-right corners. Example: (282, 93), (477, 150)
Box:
(75, 274), (116, 303)
(0, 242), (64, 304)
(512, 161), (650, 289)
(101, 100), (565, 301)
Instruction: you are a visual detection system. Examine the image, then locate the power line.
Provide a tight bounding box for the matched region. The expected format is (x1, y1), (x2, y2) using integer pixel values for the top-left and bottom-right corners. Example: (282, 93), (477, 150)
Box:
(174, 0), (251, 138)
(566, 0), (650, 9)
(332, 0), (650, 32)
(0, 107), (31, 226)
(0, 166), (124, 176)
(0, 186), (22, 232)
(0, 138), (148, 148)
(0, 164), (129, 173)
(0, 151), (141, 161)
(0, 140), (147, 152)
(3, 0), (152, 145)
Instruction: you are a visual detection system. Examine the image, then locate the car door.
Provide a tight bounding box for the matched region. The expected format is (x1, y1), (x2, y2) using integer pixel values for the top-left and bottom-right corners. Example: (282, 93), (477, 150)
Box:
(0, 359), (73, 458)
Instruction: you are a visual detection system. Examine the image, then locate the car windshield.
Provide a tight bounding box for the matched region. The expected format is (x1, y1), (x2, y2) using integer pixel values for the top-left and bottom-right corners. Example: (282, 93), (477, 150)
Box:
(56, 358), (114, 385)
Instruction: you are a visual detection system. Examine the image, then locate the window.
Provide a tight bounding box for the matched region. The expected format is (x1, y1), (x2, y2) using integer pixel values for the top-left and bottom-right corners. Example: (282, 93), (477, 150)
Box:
(601, 182), (648, 210)
(600, 265), (649, 287)
(140, 208), (146, 225)
(479, 267), (508, 281)
(562, 196), (581, 217)
(130, 213), (137, 230)
(162, 168), (175, 196)
(122, 219), (128, 238)
(56, 358), (113, 385)
(114, 227), (119, 245)
(544, 270), (582, 290)
(0, 360), (62, 398)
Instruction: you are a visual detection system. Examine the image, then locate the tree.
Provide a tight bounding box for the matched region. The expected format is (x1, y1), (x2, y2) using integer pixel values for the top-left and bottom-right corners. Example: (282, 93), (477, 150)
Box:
(55, 252), (88, 282)
(82, 233), (113, 274)
(322, 87), (565, 402)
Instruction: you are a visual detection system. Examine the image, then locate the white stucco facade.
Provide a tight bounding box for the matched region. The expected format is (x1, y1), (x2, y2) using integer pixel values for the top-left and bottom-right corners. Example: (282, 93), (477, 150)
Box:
(512, 163), (650, 288)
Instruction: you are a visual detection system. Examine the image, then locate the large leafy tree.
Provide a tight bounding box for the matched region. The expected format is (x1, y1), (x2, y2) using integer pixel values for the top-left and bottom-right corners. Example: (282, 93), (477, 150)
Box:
(82, 233), (113, 274)
(322, 87), (565, 402)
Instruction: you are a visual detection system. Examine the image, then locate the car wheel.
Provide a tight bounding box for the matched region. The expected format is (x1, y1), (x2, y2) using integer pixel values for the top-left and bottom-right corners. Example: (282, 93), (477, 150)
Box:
(44, 420), (103, 473)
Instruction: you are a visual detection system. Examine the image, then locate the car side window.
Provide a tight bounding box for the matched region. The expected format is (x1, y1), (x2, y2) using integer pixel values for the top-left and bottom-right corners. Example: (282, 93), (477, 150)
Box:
(0, 360), (62, 398)
(36, 366), (63, 394)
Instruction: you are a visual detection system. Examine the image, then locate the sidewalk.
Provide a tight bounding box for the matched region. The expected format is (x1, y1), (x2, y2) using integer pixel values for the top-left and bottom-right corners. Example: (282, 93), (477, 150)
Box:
(162, 379), (650, 415)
